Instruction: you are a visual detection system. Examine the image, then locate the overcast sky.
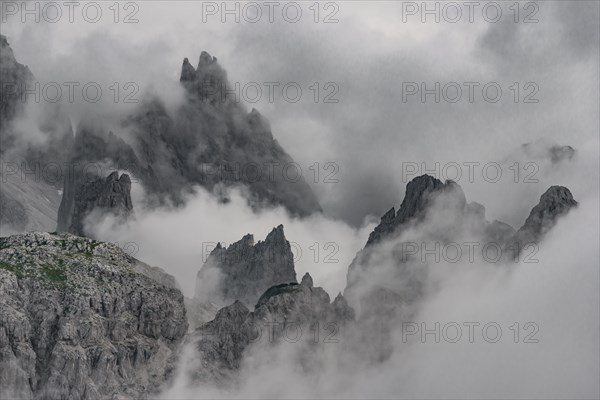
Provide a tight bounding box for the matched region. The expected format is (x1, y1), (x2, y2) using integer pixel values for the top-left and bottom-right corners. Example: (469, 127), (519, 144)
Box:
(2, 0), (598, 227)
(2, 3), (598, 397)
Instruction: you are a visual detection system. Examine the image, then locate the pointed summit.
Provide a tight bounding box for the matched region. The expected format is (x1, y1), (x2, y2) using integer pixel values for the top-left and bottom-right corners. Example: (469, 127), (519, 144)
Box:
(513, 186), (577, 245)
(179, 51), (228, 103)
(195, 225), (297, 307)
(180, 57), (196, 83)
(265, 224), (286, 244)
(301, 272), (313, 288)
(240, 233), (255, 247)
(198, 50), (217, 67)
(366, 175), (466, 246)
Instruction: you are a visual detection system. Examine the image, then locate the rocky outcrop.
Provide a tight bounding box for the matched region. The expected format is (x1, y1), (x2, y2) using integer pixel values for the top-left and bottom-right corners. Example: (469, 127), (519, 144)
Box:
(0, 232), (188, 399)
(67, 171), (134, 237)
(195, 225), (297, 307)
(347, 175), (468, 297)
(188, 273), (354, 385)
(56, 128), (152, 233)
(507, 186), (578, 254)
(365, 175), (465, 246)
(300, 272), (314, 288)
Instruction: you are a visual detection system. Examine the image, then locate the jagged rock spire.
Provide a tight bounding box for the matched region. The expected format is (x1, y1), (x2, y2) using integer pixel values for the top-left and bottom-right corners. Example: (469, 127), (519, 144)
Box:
(510, 186), (578, 248)
(180, 57), (196, 83)
(68, 172), (134, 236)
(179, 51), (228, 103)
(195, 225), (297, 307)
(366, 175), (466, 246)
(301, 272), (313, 288)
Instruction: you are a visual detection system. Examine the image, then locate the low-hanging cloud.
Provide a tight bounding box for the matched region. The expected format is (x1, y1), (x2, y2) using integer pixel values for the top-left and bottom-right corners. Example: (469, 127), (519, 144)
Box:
(89, 184), (374, 298)
(158, 185), (599, 400)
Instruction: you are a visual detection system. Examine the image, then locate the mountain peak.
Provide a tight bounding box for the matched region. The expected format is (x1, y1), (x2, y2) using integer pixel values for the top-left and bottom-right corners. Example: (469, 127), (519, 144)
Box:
(195, 225), (297, 307)
(198, 50), (217, 67)
(180, 57), (196, 83)
(301, 272), (314, 288)
(515, 185), (577, 243)
(179, 51), (228, 102)
(265, 224), (286, 243)
(366, 174), (465, 246)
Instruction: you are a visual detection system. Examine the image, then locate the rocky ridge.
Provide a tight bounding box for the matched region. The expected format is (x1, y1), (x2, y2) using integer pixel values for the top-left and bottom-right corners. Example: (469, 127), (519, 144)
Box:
(195, 225), (297, 308)
(188, 272), (354, 385)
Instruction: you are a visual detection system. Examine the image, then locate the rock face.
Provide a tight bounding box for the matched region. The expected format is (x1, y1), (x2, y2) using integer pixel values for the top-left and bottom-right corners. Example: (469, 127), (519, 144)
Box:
(188, 273), (354, 385)
(300, 272), (314, 288)
(195, 225), (297, 307)
(508, 186), (578, 253)
(365, 175), (465, 246)
(58, 51), (322, 235)
(0, 34), (34, 134)
(0, 165), (64, 235)
(67, 171), (134, 236)
(0, 232), (188, 399)
(56, 128), (148, 233)
(0, 36), (73, 234)
(0, 189), (28, 233)
(347, 175), (468, 298)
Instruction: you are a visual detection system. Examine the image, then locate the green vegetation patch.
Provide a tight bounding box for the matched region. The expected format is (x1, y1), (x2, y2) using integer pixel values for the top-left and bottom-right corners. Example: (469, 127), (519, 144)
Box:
(42, 264), (67, 282)
(0, 261), (24, 277)
(0, 259), (69, 285)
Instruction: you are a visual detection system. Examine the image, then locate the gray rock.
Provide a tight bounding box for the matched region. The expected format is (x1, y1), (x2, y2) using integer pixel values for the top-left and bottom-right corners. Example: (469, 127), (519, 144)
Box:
(0, 188), (28, 233)
(347, 175), (467, 297)
(195, 225), (297, 308)
(189, 279), (354, 385)
(301, 272), (314, 288)
(365, 175), (465, 246)
(0, 232), (188, 399)
(506, 186), (578, 257)
(67, 171), (134, 237)
(0, 34), (34, 134)
(57, 128), (152, 234)
(485, 220), (517, 248)
(0, 164), (63, 235)
(549, 145), (576, 163)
